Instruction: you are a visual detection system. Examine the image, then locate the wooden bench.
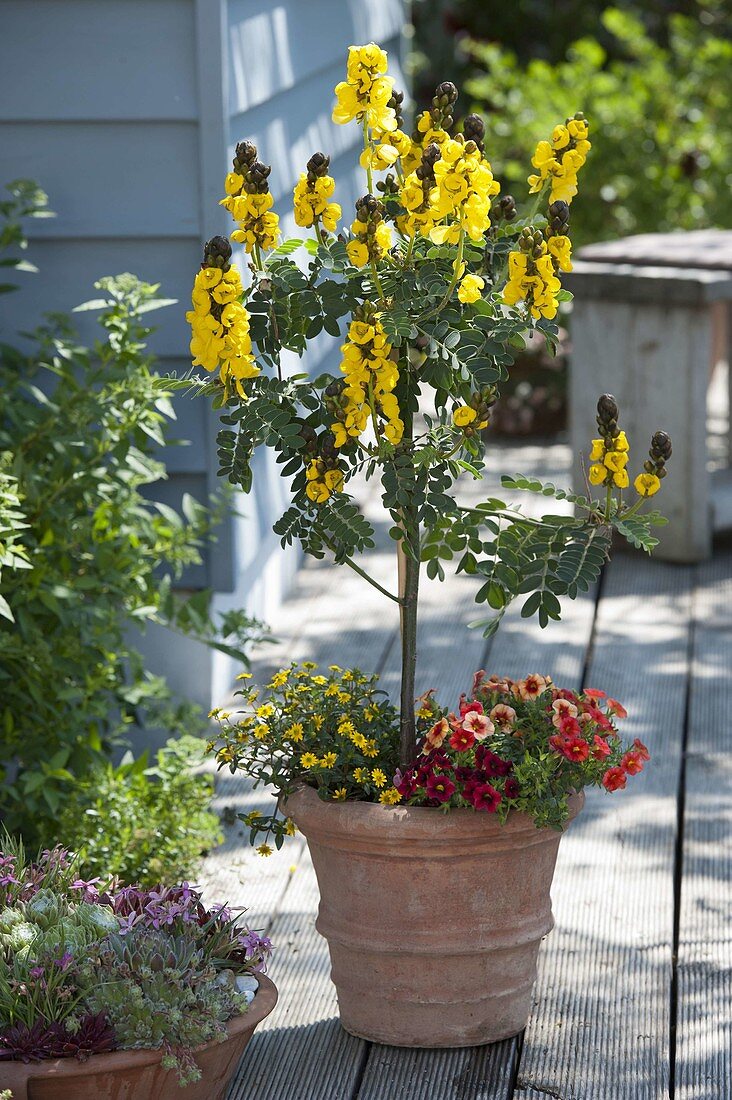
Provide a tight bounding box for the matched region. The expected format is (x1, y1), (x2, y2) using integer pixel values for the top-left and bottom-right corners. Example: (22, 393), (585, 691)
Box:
(567, 230), (732, 562)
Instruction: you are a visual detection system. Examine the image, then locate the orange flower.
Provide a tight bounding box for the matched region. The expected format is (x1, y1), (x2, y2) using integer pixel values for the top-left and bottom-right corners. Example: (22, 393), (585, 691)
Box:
(423, 717), (450, 752)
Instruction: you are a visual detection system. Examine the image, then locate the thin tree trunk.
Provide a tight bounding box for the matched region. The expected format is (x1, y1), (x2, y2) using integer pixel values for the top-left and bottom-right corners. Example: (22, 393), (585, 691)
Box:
(397, 533), (420, 766)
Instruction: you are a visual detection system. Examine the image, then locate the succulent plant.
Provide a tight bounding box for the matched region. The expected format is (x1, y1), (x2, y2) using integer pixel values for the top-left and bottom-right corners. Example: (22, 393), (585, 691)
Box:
(82, 927), (248, 1085)
(0, 837), (269, 1082)
(0, 1014), (115, 1063)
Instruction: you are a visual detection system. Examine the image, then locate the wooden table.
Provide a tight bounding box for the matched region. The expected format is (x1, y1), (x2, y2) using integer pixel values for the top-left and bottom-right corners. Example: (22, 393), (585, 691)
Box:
(567, 230), (732, 563)
(198, 440), (731, 1100)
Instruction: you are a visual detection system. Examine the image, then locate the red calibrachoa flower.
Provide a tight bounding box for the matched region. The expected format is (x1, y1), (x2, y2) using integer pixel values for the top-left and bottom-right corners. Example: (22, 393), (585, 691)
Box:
(602, 766), (627, 791)
(469, 783), (502, 812)
(621, 750), (644, 775)
(425, 772), (456, 804)
(607, 698), (628, 718)
(592, 735), (612, 759)
(449, 727), (475, 752)
(401, 672), (648, 829)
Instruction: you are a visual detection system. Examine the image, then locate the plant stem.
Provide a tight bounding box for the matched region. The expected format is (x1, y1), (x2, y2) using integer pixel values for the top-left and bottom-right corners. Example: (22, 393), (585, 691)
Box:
(396, 399), (420, 766)
(404, 230), (416, 267)
(416, 228), (465, 324)
(322, 536), (402, 605)
(362, 117), (374, 195)
(397, 532), (420, 767)
(369, 258), (387, 305)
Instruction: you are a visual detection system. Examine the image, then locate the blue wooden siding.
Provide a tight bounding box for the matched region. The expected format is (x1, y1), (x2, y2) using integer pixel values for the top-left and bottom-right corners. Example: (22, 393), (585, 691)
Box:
(0, 0), (405, 707)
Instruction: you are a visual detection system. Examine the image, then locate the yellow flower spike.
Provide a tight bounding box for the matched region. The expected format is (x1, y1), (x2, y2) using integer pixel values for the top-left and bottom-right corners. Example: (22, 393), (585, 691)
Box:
(453, 405), (477, 428)
(612, 469), (629, 489)
(547, 235), (573, 273)
(527, 114), (590, 205)
(603, 451), (629, 473)
(589, 463), (608, 485)
(614, 430), (630, 453)
(635, 472), (661, 497)
(589, 439), (605, 462)
(457, 273), (485, 304)
(332, 44), (396, 131)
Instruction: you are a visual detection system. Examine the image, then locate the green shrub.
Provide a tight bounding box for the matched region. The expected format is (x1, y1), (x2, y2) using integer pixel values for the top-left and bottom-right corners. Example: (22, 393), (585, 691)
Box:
(56, 736), (223, 886)
(465, 8), (732, 245)
(0, 181), (268, 854)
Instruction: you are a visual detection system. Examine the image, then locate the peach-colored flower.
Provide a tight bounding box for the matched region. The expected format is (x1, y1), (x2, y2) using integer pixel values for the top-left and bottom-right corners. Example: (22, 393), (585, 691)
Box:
(490, 703), (517, 729)
(486, 674), (513, 693)
(470, 669), (487, 696)
(463, 711), (494, 740)
(517, 674), (548, 700)
(423, 717), (450, 752)
(551, 699), (578, 727)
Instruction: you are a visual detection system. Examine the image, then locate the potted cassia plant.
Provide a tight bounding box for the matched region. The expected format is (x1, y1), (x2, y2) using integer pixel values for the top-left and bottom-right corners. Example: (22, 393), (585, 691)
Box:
(190, 43), (671, 1045)
(0, 841), (276, 1098)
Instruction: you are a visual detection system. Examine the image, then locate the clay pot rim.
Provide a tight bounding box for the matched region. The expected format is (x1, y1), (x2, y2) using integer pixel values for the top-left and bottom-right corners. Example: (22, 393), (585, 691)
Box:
(282, 783), (584, 844)
(1, 972), (277, 1081)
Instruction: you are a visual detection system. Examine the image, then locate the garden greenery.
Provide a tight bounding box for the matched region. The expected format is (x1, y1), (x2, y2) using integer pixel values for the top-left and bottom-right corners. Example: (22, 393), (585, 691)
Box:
(0, 838), (271, 1083)
(55, 737), (223, 888)
(0, 181), (268, 854)
(188, 43), (670, 770)
(465, 7), (732, 246)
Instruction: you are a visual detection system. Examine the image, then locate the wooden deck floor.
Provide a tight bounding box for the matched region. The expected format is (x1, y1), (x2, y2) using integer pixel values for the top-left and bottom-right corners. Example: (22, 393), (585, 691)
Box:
(200, 440), (731, 1100)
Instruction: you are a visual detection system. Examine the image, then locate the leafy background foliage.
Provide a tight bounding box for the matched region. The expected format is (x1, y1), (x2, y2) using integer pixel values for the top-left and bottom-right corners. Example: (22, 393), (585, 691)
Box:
(411, 1), (731, 246)
(0, 183), (266, 871)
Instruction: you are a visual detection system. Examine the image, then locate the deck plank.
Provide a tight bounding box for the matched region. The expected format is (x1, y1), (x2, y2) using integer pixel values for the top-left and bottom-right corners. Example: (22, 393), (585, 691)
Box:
(228, 845), (367, 1100)
(514, 555), (693, 1100)
(675, 548), (732, 1100)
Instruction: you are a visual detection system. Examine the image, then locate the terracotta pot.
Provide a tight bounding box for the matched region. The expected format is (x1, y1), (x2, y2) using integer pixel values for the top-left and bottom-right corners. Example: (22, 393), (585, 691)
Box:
(1, 973), (277, 1100)
(284, 784), (583, 1047)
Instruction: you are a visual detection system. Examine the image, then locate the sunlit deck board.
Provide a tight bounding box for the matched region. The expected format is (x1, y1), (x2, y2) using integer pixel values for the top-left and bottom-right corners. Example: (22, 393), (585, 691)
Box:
(675, 547), (732, 1100)
(515, 556), (692, 1100)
